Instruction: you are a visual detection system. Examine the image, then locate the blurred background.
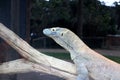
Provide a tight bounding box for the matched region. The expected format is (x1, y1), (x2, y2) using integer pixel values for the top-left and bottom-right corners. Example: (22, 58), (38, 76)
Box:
(30, 0), (120, 49)
(0, 0), (120, 49)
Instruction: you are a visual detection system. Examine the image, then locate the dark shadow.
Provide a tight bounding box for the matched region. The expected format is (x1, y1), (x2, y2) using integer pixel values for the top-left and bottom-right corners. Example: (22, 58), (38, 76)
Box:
(0, 72), (65, 80)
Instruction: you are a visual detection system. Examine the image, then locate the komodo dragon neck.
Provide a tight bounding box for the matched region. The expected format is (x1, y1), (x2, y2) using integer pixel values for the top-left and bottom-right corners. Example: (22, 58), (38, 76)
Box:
(59, 30), (117, 63)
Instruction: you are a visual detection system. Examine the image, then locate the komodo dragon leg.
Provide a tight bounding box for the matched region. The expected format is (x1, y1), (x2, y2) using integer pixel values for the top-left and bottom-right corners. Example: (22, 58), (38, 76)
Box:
(76, 63), (89, 80)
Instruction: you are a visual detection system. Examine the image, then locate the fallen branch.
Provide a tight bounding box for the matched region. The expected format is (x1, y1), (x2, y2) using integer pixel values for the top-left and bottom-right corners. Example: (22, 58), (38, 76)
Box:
(0, 59), (76, 80)
(0, 59), (36, 74)
(0, 23), (76, 80)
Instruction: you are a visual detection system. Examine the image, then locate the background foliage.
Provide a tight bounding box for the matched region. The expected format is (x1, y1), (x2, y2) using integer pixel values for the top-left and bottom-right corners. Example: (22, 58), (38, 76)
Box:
(31, 0), (120, 37)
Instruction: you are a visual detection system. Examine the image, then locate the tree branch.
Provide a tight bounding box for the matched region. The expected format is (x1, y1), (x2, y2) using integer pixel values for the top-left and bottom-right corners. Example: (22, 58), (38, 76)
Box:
(0, 59), (76, 80)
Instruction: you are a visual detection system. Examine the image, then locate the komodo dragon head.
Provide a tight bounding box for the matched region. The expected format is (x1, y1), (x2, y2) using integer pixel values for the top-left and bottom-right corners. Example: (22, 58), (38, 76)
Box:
(43, 27), (87, 52)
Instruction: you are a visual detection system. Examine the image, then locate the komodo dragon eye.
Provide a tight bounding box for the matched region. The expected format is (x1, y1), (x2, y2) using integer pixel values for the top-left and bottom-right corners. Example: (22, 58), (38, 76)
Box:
(51, 28), (56, 31)
(61, 33), (64, 36)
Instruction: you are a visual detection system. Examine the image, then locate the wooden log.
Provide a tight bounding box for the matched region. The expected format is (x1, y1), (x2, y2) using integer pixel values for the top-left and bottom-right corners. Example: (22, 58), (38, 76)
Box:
(0, 23), (76, 80)
(0, 59), (76, 80)
(0, 59), (36, 74)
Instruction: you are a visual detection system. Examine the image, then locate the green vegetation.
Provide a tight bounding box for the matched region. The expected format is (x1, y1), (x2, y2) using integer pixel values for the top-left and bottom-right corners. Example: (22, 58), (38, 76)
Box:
(31, 0), (120, 37)
(43, 52), (120, 63)
(30, 0), (120, 48)
(44, 52), (71, 60)
(106, 56), (120, 63)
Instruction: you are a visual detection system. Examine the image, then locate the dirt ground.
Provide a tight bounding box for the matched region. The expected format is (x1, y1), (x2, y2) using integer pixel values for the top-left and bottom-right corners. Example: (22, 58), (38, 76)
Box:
(95, 49), (120, 56)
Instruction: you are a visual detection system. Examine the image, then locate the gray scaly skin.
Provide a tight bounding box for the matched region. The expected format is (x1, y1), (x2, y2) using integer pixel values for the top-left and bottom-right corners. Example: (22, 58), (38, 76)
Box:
(43, 27), (120, 80)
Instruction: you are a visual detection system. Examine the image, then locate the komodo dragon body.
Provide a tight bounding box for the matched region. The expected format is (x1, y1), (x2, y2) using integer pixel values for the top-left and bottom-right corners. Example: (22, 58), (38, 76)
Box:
(43, 27), (120, 80)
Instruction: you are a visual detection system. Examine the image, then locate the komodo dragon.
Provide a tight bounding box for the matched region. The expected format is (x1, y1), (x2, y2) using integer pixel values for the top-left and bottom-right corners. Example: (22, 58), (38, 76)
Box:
(43, 27), (120, 80)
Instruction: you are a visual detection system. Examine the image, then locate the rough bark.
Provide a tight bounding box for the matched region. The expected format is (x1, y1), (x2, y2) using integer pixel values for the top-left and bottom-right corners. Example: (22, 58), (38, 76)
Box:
(0, 23), (76, 80)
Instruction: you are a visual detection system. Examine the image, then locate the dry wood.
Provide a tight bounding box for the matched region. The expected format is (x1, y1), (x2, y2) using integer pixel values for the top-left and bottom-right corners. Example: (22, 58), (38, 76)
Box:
(0, 23), (76, 80)
(0, 59), (76, 80)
